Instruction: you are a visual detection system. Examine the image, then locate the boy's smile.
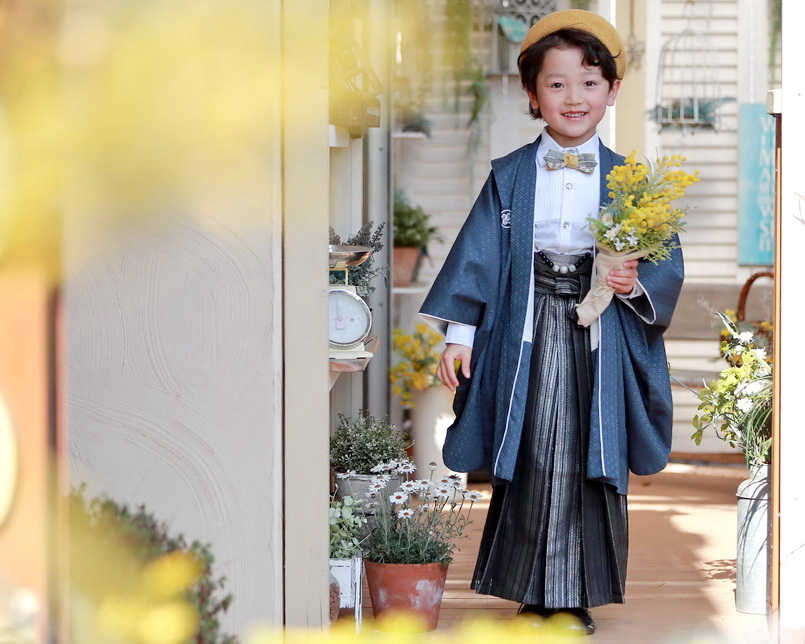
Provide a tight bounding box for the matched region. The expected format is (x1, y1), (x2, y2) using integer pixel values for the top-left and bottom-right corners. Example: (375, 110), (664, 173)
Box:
(527, 46), (621, 148)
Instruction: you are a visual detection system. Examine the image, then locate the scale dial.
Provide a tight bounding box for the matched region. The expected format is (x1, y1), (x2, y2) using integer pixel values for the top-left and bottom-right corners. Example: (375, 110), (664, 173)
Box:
(328, 288), (372, 349)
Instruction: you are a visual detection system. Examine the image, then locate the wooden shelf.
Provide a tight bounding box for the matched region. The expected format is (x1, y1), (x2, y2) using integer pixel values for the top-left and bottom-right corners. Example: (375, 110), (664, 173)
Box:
(392, 282), (430, 295)
(328, 336), (379, 390)
(392, 131), (428, 140)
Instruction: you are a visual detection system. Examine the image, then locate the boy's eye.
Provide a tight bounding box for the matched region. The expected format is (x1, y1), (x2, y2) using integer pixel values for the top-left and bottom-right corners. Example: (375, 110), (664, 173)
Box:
(550, 82), (564, 88)
(585, 80), (599, 87)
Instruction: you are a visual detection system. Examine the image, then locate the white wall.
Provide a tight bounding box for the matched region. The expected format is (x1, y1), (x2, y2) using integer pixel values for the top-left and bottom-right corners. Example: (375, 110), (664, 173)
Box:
(66, 208), (284, 634)
(62, 0), (285, 634)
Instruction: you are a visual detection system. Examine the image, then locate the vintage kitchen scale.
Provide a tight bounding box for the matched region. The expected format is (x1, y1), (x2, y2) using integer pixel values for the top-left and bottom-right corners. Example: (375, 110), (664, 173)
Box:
(329, 245), (374, 359)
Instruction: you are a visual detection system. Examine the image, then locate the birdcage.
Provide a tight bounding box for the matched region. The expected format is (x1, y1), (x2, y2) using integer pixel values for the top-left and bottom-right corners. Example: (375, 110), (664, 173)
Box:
(489, 0), (558, 75)
(652, 18), (723, 131)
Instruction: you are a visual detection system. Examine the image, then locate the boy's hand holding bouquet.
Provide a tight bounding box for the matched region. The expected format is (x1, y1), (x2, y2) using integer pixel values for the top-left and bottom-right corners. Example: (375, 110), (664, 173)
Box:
(575, 152), (699, 327)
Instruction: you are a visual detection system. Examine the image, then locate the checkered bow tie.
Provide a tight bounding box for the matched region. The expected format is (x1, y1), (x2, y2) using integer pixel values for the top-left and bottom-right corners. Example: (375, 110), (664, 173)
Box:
(544, 149), (597, 174)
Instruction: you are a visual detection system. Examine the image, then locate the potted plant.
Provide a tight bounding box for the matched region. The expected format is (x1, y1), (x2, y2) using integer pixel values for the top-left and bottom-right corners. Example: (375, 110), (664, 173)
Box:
(691, 312), (772, 614)
(330, 411), (408, 503)
(329, 222), (387, 298)
(328, 495), (368, 627)
(390, 323), (460, 481)
(392, 191), (440, 287)
(359, 459), (483, 631)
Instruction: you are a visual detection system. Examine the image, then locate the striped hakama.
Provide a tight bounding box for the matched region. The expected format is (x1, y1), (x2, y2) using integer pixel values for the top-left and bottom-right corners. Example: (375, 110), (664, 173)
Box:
(471, 252), (628, 609)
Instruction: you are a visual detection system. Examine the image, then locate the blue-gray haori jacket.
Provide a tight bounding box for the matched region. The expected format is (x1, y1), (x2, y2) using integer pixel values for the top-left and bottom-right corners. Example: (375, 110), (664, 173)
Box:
(419, 136), (684, 495)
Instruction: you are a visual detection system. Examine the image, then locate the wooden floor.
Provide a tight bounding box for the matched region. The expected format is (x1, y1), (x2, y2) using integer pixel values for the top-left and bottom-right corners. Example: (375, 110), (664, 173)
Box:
(357, 464), (771, 642)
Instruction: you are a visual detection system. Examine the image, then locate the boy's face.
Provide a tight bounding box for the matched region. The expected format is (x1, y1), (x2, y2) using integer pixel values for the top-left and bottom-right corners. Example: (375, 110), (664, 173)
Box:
(526, 45), (621, 148)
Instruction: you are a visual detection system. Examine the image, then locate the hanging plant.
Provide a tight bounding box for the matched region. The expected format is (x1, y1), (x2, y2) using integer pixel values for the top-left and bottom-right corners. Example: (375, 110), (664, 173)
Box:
(443, 0), (489, 148)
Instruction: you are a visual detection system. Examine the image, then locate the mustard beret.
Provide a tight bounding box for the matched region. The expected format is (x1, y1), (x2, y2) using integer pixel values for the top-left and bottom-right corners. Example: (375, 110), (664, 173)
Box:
(519, 9), (627, 79)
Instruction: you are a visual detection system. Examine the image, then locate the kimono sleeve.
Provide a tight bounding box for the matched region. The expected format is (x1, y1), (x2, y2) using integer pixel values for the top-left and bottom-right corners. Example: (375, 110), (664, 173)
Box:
(420, 172), (504, 335)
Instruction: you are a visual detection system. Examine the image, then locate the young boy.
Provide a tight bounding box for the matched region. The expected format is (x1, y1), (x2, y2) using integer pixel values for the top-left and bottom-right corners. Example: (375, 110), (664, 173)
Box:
(420, 10), (683, 635)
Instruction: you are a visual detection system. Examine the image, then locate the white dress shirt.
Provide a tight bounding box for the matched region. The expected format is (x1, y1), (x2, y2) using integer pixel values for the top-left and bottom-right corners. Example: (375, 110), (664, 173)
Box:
(445, 131), (641, 349)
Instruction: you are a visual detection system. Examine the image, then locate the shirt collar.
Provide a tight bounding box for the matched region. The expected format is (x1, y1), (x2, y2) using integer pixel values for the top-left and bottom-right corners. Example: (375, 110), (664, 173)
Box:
(536, 131), (600, 167)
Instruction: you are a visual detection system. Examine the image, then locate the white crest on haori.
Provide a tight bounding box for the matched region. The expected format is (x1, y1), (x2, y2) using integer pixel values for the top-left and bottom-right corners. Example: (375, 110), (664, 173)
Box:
(500, 210), (512, 228)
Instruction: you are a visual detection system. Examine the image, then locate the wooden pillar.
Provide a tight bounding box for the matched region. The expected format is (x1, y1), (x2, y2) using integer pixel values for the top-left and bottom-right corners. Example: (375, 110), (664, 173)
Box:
(282, 0), (331, 629)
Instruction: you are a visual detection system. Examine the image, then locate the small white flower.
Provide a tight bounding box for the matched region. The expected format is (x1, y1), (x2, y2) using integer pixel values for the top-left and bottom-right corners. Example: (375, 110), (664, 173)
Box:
(613, 239), (625, 251)
(738, 331), (754, 345)
(414, 479), (432, 488)
(626, 232), (639, 246)
(437, 476), (453, 486)
(371, 474), (390, 485)
(428, 462), (438, 471)
(398, 462), (417, 474)
(371, 463), (389, 473)
(601, 213), (614, 227)
(389, 491), (409, 505)
(754, 348), (768, 360)
(400, 480), (421, 492)
(604, 223), (622, 241)
(433, 486), (452, 498)
(397, 509), (415, 519)
(368, 483), (385, 493)
(335, 470), (355, 480)
(364, 491), (378, 499)
(364, 501), (379, 511)
(463, 490), (484, 503)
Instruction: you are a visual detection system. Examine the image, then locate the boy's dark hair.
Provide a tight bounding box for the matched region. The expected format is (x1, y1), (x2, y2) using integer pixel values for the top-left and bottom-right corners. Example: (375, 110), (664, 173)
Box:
(518, 28), (619, 120)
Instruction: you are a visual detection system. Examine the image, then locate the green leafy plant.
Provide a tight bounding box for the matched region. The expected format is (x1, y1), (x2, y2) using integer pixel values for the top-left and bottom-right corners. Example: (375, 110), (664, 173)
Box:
(328, 495), (367, 559)
(691, 313), (772, 468)
(69, 486), (237, 644)
(393, 190), (441, 252)
(443, 0), (489, 150)
(329, 221), (387, 297)
(360, 460), (482, 565)
(330, 411), (408, 475)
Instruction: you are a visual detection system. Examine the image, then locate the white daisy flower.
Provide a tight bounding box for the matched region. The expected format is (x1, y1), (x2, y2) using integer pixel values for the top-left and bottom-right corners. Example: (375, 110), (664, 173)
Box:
(335, 470), (356, 479)
(400, 480), (421, 492)
(389, 491), (409, 505)
(364, 501), (379, 511)
(364, 491), (378, 499)
(368, 483), (385, 493)
(433, 486), (452, 498)
(398, 462), (417, 474)
(371, 463), (389, 473)
(738, 331), (754, 345)
(754, 348), (768, 360)
(437, 476), (453, 486)
(428, 462), (438, 472)
(463, 490), (484, 503)
(373, 474), (391, 483)
(414, 479), (432, 488)
(397, 508), (415, 519)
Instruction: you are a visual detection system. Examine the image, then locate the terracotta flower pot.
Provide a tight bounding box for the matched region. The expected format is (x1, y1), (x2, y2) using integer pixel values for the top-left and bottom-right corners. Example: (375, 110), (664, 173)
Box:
(392, 246), (421, 287)
(364, 560), (448, 631)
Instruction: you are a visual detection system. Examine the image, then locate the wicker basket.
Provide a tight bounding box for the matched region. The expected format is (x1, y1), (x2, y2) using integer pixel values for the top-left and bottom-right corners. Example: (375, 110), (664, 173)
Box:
(720, 271), (774, 361)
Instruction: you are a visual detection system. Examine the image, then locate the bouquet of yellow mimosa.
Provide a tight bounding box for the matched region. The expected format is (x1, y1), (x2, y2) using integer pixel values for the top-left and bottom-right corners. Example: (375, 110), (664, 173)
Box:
(576, 152), (699, 327)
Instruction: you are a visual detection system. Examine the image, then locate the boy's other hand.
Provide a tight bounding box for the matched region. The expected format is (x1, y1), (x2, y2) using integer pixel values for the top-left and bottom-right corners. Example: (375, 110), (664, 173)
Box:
(607, 259), (639, 294)
(438, 343), (471, 392)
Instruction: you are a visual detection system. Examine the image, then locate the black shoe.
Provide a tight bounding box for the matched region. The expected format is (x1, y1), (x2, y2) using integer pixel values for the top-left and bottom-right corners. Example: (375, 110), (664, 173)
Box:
(556, 607), (596, 635)
(517, 604), (557, 618)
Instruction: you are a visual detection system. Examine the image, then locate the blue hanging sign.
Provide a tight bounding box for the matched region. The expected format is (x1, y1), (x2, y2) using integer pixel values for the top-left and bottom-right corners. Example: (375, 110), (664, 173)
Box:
(738, 103), (775, 266)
